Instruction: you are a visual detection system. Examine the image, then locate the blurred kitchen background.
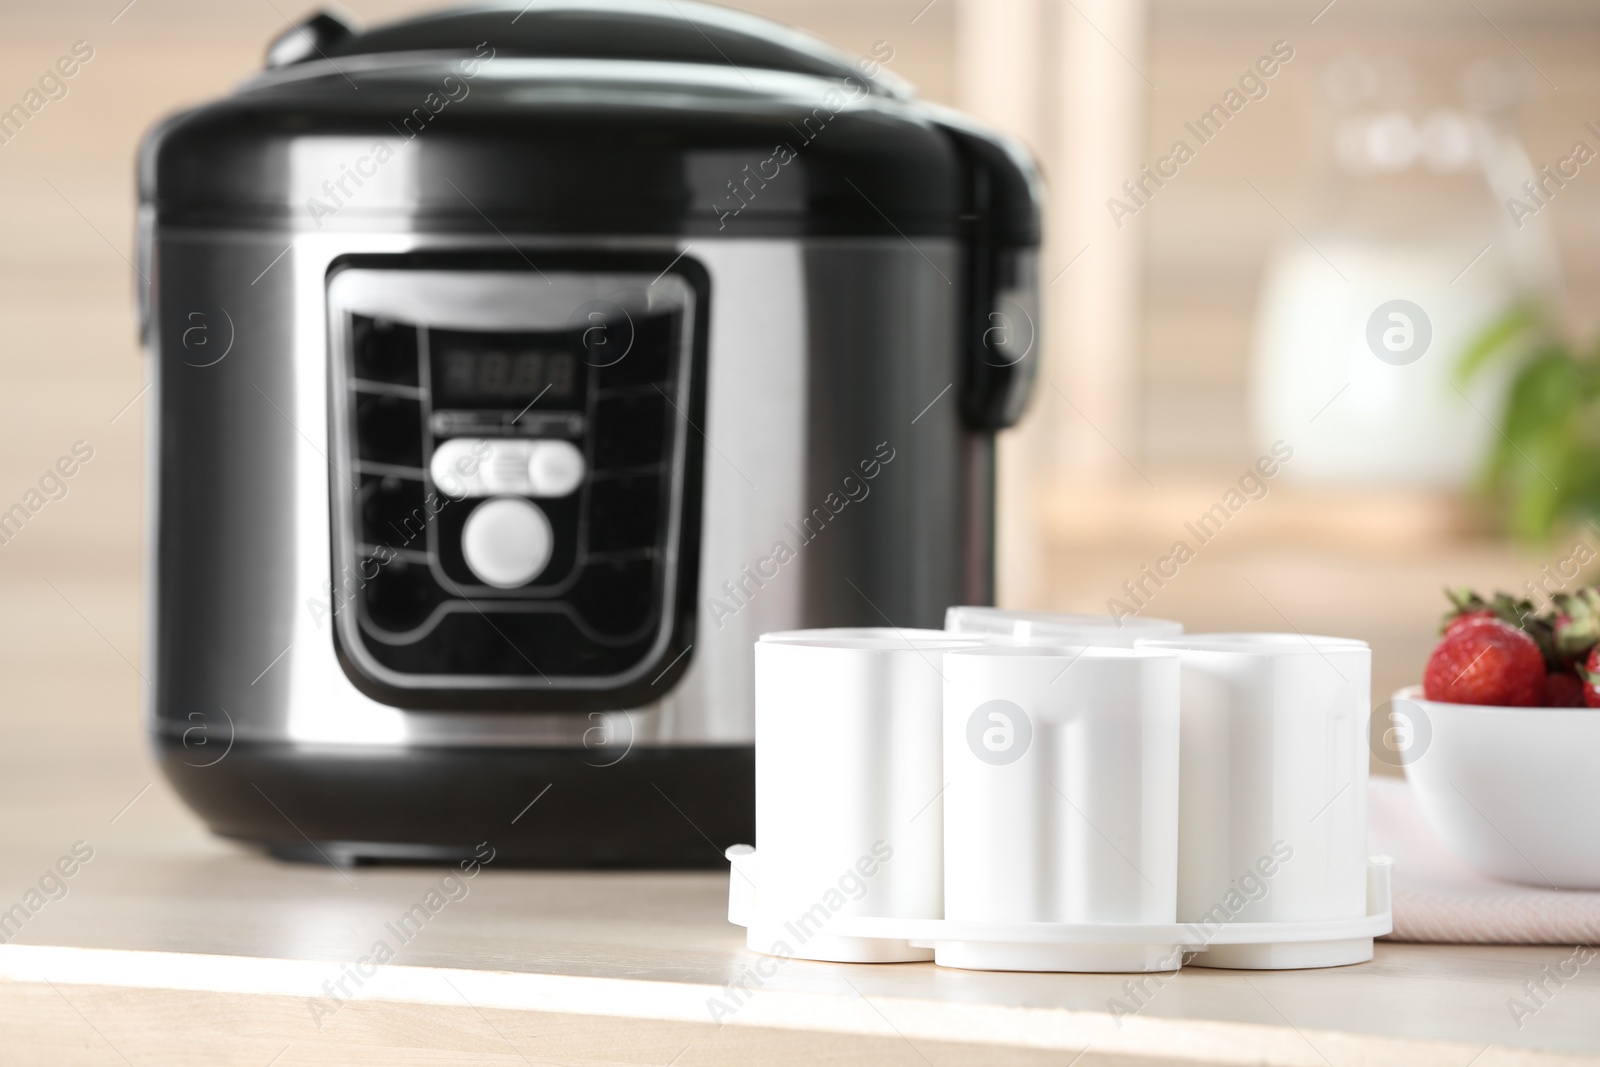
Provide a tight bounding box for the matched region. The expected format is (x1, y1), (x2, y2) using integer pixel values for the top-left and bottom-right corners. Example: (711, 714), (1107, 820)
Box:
(4, 0), (1600, 783)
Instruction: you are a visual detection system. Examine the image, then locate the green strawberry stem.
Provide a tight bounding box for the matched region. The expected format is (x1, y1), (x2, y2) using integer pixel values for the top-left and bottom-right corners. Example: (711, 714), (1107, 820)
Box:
(1442, 586), (1569, 671)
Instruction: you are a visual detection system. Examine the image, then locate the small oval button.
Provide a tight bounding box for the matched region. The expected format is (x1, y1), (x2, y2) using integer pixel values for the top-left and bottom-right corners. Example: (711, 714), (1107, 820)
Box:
(527, 440), (585, 497)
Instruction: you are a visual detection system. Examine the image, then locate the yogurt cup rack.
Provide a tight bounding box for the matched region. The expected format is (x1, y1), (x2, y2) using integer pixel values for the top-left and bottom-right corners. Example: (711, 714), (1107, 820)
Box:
(729, 612), (1392, 973)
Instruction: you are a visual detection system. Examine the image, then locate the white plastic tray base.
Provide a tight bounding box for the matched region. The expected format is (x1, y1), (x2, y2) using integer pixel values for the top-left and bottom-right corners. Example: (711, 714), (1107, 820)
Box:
(728, 851), (1393, 973)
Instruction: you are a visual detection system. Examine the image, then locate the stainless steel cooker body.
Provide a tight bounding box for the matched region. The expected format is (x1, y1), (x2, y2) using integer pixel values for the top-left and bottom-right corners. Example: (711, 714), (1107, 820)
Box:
(138, 3), (1039, 865)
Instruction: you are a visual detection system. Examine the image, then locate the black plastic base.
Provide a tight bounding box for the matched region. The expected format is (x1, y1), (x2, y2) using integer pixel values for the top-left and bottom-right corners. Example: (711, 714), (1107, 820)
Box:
(156, 737), (753, 868)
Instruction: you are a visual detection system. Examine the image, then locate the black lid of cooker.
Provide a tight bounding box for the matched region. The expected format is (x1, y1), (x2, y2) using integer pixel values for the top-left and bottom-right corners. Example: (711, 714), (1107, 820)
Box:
(294, 2), (910, 97)
(139, 2), (1039, 243)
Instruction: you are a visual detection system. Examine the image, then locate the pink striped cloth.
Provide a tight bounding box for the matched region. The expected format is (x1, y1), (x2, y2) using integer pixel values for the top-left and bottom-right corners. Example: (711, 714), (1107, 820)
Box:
(1370, 776), (1600, 944)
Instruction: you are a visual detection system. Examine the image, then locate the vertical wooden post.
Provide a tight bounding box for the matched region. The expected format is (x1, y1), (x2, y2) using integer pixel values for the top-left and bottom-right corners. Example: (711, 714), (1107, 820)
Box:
(1049, 0), (1147, 488)
(955, 0), (1046, 607)
(957, 0), (1148, 608)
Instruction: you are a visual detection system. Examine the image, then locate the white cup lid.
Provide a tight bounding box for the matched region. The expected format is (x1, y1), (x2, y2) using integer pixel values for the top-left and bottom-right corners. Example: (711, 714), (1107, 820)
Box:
(1135, 632), (1369, 654)
(760, 627), (976, 650)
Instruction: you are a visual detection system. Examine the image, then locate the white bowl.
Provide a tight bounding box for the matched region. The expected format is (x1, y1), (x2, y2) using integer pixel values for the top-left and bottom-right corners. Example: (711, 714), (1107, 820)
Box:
(1388, 686), (1600, 889)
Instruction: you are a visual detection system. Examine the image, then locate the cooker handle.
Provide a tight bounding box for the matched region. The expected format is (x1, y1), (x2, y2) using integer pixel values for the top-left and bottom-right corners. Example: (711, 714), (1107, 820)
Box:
(265, 9), (358, 69)
(964, 244), (1041, 432)
(928, 111), (1044, 432)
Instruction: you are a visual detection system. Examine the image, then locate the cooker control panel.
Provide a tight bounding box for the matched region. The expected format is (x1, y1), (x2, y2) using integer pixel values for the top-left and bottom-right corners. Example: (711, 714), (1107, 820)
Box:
(324, 259), (706, 709)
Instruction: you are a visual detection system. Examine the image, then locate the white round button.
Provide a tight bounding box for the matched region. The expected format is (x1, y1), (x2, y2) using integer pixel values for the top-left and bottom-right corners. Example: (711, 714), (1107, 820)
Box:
(527, 440), (585, 497)
(460, 497), (553, 589)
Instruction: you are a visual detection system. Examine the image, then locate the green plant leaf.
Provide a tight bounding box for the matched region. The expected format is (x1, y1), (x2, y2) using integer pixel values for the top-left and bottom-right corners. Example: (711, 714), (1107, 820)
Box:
(1456, 302), (1541, 385)
(1463, 303), (1600, 542)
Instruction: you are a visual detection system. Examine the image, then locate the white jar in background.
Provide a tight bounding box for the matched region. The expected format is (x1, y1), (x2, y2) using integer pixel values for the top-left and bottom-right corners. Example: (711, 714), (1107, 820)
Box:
(1251, 236), (1516, 487)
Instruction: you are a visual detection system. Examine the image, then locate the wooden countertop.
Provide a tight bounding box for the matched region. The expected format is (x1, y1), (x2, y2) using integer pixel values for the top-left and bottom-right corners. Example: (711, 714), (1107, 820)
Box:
(5, 856), (1600, 1067)
(3, 710), (1599, 1067)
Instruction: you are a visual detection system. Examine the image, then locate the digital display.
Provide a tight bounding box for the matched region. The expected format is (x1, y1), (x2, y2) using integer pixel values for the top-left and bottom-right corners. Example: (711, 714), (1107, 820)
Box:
(434, 339), (577, 404)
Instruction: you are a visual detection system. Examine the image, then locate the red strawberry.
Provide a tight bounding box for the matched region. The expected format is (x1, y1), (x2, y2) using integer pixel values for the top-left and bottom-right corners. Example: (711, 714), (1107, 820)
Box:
(1423, 617), (1544, 706)
(1542, 671), (1585, 707)
(1581, 648), (1600, 708)
(1444, 609), (1497, 637)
